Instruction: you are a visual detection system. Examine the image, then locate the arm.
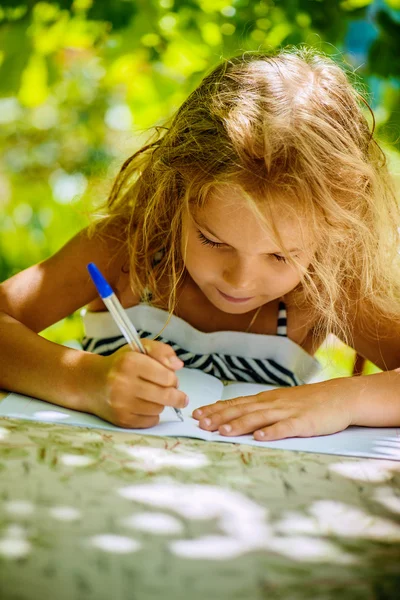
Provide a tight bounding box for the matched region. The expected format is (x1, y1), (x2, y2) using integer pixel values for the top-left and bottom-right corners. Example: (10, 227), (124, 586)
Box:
(350, 369), (400, 427)
(0, 226), (188, 426)
(192, 314), (400, 439)
(343, 311), (400, 426)
(0, 226), (123, 409)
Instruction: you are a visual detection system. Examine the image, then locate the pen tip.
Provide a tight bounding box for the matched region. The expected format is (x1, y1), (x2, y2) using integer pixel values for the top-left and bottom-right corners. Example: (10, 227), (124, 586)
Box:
(87, 263), (113, 299)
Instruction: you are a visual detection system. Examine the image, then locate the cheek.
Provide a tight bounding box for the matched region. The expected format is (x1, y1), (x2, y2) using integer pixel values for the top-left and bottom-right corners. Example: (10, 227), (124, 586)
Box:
(265, 264), (302, 295)
(184, 241), (218, 280)
(286, 269), (302, 288)
(278, 264), (305, 292)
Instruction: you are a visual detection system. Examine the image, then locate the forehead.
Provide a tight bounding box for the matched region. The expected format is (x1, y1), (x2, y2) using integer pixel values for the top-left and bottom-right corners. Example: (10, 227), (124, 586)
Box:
(192, 185), (314, 251)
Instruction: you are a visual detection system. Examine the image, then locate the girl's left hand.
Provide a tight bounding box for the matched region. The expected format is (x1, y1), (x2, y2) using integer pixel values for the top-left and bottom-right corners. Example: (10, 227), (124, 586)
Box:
(192, 377), (358, 441)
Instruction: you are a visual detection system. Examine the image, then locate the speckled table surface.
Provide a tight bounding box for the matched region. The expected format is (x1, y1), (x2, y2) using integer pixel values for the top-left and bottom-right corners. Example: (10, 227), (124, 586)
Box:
(0, 414), (400, 600)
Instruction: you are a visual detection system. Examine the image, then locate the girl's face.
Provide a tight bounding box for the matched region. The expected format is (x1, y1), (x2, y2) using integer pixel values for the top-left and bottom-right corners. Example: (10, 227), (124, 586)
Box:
(181, 186), (316, 313)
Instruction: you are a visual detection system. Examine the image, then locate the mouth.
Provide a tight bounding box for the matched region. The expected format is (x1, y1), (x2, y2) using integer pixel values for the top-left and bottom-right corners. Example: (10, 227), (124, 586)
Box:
(217, 289), (255, 304)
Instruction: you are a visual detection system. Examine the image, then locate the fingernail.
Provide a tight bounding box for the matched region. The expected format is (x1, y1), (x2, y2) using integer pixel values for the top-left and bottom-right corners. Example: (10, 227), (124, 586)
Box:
(203, 418), (211, 426)
(195, 409), (202, 416)
(220, 425), (232, 434)
(255, 430), (265, 438)
(167, 356), (184, 368)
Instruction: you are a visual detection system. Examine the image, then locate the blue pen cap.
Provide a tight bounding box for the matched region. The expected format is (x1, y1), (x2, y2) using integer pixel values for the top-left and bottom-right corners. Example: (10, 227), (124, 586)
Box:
(87, 263), (113, 299)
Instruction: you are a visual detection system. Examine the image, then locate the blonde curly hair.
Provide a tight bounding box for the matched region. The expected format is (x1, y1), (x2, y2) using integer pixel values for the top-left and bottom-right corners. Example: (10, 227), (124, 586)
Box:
(96, 45), (400, 346)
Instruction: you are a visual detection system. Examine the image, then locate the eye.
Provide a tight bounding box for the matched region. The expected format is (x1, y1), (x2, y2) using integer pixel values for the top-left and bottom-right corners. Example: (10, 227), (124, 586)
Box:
(196, 230), (224, 248)
(272, 254), (288, 263)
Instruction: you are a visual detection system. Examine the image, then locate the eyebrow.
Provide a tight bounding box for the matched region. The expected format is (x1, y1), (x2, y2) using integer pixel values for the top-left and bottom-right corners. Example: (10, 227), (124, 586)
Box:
(194, 218), (302, 254)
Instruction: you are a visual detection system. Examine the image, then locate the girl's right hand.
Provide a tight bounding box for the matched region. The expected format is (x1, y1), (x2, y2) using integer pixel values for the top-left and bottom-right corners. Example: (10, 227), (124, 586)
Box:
(91, 340), (188, 428)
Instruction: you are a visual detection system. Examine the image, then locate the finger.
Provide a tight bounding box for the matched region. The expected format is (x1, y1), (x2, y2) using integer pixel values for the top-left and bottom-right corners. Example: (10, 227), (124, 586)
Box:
(217, 408), (290, 437)
(130, 398), (165, 417)
(111, 413), (160, 430)
(142, 339), (184, 371)
(192, 396), (256, 420)
(129, 353), (178, 388)
(254, 418), (303, 441)
(198, 402), (268, 431)
(134, 379), (189, 409)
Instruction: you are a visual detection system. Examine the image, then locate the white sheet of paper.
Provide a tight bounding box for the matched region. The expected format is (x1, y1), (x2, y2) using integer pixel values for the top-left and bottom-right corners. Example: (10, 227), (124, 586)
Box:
(1, 367), (399, 460)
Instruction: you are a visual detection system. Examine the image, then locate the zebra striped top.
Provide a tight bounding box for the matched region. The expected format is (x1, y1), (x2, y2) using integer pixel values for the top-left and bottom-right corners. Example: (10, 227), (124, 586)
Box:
(81, 301), (321, 388)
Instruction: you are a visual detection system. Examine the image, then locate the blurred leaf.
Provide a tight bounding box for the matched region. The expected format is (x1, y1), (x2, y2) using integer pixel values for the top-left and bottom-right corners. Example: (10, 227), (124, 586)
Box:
(18, 53), (49, 106)
(384, 0), (400, 9)
(87, 0), (137, 30)
(369, 11), (400, 78)
(340, 0), (373, 10)
(264, 22), (293, 47)
(162, 39), (209, 77)
(0, 22), (32, 95)
(201, 22), (222, 46)
(0, 0), (399, 364)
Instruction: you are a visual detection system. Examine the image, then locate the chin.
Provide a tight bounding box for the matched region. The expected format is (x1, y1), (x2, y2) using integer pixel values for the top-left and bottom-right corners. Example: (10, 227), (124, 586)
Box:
(211, 291), (259, 313)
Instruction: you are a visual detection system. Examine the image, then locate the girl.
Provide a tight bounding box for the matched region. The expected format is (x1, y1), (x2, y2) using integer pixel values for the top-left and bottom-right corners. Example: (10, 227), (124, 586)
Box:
(1, 46), (400, 441)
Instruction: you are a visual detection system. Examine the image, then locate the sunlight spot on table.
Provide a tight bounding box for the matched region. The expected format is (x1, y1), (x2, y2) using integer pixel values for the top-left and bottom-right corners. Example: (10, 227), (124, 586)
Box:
(373, 487), (400, 514)
(118, 483), (273, 556)
(329, 459), (400, 482)
(117, 445), (209, 471)
(121, 512), (183, 534)
(0, 524), (31, 559)
(49, 506), (81, 521)
(60, 454), (95, 467)
(33, 411), (70, 421)
(117, 483), (268, 523)
(275, 503), (400, 541)
(89, 534), (141, 554)
(4, 500), (35, 517)
(0, 427), (10, 440)
(170, 535), (250, 559)
(308, 500), (400, 541)
(5, 524), (27, 538)
(274, 512), (318, 536)
(264, 536), (356, 564)
(219, 512), (272, 543)
(0, 538), (31, 559)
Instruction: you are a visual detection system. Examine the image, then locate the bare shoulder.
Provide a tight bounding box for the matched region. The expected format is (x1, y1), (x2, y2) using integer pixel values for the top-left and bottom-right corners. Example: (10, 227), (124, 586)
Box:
(0, 220), (129, 333)
(349, 304), (400, 371)
(285, 297), (322, 353)
(81, 219), (130, 281)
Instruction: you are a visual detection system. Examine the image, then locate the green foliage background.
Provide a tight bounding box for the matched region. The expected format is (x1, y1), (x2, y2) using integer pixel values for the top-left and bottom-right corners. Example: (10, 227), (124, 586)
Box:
(0, 0), (399, 376)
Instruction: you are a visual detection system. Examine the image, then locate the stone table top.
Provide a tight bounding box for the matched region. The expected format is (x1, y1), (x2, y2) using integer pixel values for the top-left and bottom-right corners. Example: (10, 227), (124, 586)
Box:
(0, 415), (399, 600)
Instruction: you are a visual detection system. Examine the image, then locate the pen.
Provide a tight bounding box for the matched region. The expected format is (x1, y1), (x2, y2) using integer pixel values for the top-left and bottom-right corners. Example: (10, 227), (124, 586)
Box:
(87, 262), (184, 422)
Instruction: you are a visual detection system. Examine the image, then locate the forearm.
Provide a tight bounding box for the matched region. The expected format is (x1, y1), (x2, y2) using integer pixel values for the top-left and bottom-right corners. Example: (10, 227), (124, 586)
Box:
(0, 311), (106, 413)
(350, 370), (400, 427)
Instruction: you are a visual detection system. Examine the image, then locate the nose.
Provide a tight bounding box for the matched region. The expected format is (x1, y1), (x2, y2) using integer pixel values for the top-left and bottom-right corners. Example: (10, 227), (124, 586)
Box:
(222, 257), (259, 292)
